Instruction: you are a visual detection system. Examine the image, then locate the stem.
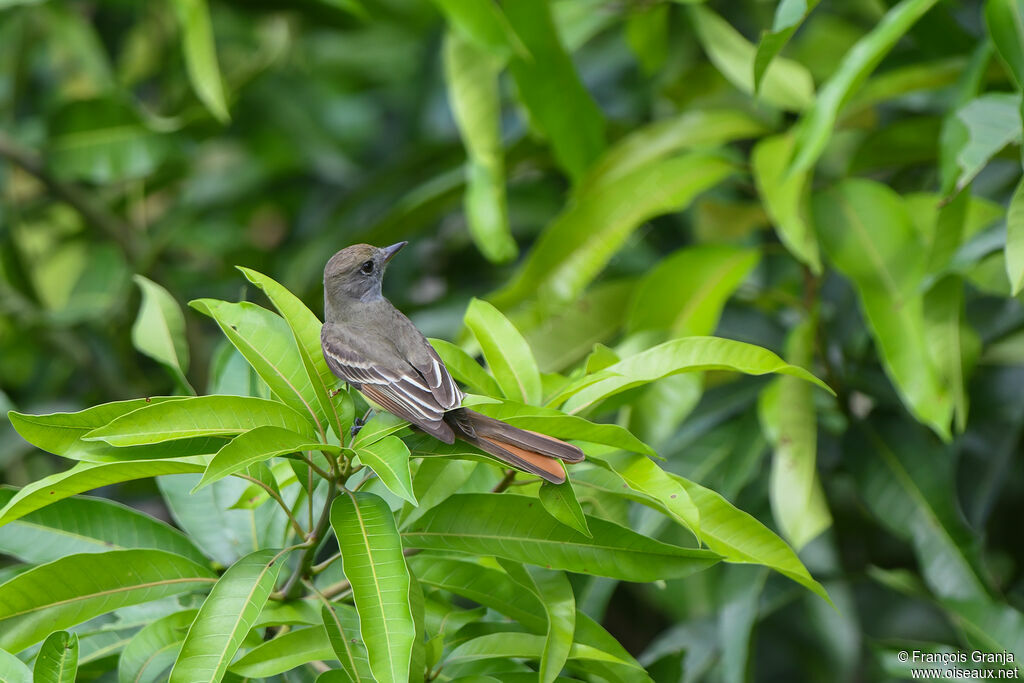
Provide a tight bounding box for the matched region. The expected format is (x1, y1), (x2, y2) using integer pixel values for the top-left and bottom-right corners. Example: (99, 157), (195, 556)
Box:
(491, 469), (517, 493)
(318, 577), (351, 600)
(237, 474), (306, 538)
(0, 133), (142, 262)
(311, 551), (341, 574)
(280, 478), (340, 599)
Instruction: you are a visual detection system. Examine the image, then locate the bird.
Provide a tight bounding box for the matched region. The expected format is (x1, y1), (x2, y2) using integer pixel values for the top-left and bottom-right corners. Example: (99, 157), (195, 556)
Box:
(320, 241), (583, 484)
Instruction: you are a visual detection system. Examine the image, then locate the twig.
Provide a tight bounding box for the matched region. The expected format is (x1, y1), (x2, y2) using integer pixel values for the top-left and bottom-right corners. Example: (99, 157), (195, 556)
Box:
(237, 474), (306, 538)
(311, 551), (341, 575)
(491, 469), (517, 493)
(0, 133), (142, 262)
(280, 478), (340, 599)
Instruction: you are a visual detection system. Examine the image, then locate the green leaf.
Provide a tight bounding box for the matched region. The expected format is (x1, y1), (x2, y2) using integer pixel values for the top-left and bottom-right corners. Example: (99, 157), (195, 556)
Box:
(47, 98), (172, 183)
(172, 0), (229, 122)
(356, 435), (416, 505)
(538, 480), (591, 538)
(465, 397), (655, 457)
(196, 425), (339, 491)
(169, 548), (287, 682)
(131, 275), (192, 392)
(118, 609), (198, 683)
(352, 412), (408, 450)
(402, 493), (720, 582)
(330, 491), (416, 683)
(191, 298), (330, 438)
(237, 267), (354, 443)
(851, 420), (990, 602)
(985, 0), (1024, 89)
(812, 179), (953, 439)
(757, 319), (832, 550)
(576, 110), (766, 197)
(524, 280), (636, 373)
(593, 452), (700, 537)
(228, 625), (334, 677)
(0, 459), (207, 527)
(498, 562), (575, 683)
(400, 458), (478, 529)
(626, 245), (760, 336)
(430, 0), (522, 58)
(949, 93), (1023, 193)
(429, 338), (502, 397)
(33, 631), (78, 683)
(0, 549), (215, 653)
(493, 153), (735, 309)
(754, 0), (822, 93)
(322, 603), (373, 682)
(84, 395), (316, 446)
(0, 646), (32, 683)
(445, 632), (647, 680)
(690, 5), (814, 112)
(444, 31), (516, 264)
(1006, 177), (1024, 295)
(465, 298), (542, 405)
(7, 398), (188, 460)
(0, 488), (207, 565)
(788, 0), (941, 174)
(674, 476), (830, 603)
(504, 0), (605, 182)
(924, 276), (977, 434)
(551, 336), (832, 415)
(626, 4), (669, 74)
(944, 597), (1024, 667)
(752, 132), (822, 273)
(409, 556), (546, 632)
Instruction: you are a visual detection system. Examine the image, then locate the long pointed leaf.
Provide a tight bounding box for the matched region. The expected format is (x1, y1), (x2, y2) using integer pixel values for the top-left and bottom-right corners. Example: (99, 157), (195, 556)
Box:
(402, 493), (720, 582)
(196, 425), (339, 491)
(330, 491), (416, 683)
(169, 548), (288, 683)
(0, 549), (215, 653)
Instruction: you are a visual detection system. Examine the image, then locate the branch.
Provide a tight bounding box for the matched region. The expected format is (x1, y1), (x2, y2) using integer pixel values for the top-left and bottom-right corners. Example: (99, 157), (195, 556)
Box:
(237, 474), (307, 539)
(279, 478), (339, 599)
(0, 133), (142, 262)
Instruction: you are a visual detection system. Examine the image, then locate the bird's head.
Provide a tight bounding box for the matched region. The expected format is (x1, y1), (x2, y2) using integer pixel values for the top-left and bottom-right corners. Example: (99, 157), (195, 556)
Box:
(323, 241), (407, 306)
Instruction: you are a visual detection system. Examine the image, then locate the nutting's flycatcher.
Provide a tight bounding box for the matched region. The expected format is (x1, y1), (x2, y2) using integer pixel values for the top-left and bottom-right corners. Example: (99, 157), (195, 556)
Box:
(321, 241), (583, 484)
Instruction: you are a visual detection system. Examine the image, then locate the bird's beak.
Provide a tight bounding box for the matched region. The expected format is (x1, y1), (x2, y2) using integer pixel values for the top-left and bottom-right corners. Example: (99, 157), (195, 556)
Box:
(381, 241), (408, 263)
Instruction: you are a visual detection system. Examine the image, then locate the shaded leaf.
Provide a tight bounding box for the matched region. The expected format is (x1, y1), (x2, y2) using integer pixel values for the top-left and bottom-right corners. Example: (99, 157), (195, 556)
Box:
(0, 646), (32, 683)
(402, 493), (720, 582)
(322, 603), (373, 682)
(788, 0), (941, 174)
(172, 0), (229, 122)
(691, 5), (814, 111)
(752, 132), (822, 273)
(118, 609), (198, 683)
(444, 31), (516, 263)
(493, 153), (735, 309)
(754, 0), (822, 92)
(1006, 176), (1024, 295)
(499, 562), (575, 683)
(228, 626), (334, 678)
(0, 549), (215, 653)
(758, 318), (832, 550)
(504, 0), (605, 181)
(0, 488), (207, 565)
(985, 0), (1024, 88)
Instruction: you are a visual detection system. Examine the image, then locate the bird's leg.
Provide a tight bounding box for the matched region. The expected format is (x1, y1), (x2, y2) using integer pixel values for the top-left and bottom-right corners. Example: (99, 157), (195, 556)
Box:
(349, 408), (374, 438)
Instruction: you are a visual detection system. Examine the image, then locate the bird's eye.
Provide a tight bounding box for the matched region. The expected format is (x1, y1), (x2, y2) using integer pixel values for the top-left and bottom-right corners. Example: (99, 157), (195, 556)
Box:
(360, 260), (374, 275)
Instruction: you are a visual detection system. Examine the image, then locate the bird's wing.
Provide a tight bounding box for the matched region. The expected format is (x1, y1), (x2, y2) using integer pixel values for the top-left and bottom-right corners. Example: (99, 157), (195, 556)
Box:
(321, 322), (458, 442)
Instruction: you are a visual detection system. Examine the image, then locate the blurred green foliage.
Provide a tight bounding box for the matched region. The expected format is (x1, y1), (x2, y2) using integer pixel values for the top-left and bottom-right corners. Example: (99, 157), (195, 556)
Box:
(2, 0), (1024, 681)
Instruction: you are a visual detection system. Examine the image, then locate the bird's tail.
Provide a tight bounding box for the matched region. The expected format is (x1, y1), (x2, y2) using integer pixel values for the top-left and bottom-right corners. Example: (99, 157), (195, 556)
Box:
(446, 408), (584, 484)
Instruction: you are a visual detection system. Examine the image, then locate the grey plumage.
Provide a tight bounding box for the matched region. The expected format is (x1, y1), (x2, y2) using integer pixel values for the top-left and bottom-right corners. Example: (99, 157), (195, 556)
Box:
(321, 242), (583, 484)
